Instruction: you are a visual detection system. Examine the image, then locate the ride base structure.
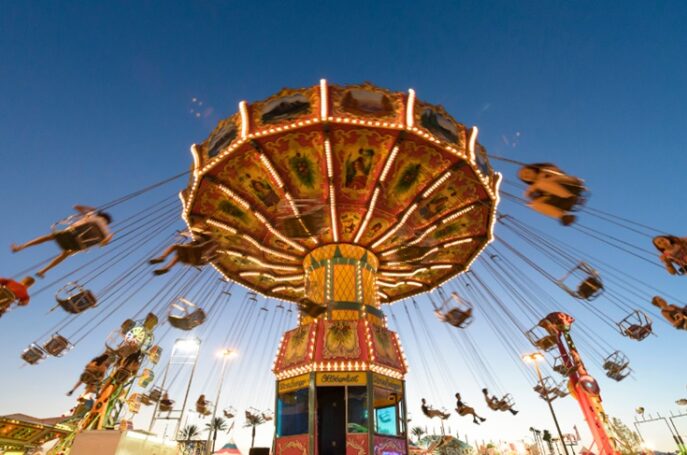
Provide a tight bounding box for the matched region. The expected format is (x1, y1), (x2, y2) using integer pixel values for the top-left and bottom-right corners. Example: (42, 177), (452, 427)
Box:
(272, 244), (409, 455)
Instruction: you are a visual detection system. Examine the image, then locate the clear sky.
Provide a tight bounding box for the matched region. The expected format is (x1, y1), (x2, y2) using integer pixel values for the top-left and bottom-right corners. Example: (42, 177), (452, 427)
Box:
(1, 1), (686, 453)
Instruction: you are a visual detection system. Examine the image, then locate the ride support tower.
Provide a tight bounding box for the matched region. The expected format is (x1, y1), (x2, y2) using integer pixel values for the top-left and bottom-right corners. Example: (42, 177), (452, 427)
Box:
(543, 312), (620, 455)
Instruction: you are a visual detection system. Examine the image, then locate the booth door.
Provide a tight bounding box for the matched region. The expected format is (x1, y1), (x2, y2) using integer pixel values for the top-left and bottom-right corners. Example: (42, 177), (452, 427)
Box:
(316, 387), (346, 455)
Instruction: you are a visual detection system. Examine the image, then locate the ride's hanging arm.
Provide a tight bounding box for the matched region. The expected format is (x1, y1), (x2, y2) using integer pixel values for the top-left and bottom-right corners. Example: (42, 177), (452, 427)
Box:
(543, 312), (620, 455)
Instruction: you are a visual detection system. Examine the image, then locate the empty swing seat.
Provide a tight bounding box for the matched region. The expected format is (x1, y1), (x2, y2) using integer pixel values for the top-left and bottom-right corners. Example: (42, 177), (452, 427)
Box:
(43, 334), (72, 357)
(442, 308), (473, 328)
(526, 326), (558, 351)
(603, 351), (630, 381)
(56, 287), (97, 314)
(557, 262), (604, 301)
(138, 368), (155, 388)
(577, 277), (603, 300)
(21, 344), (47, 365)
(168, 307), (206, 330)
(54, 222), (108, 251)
(147, 345), (162, 364)
(618, 311), (652, 341)
(139, 394), (153, 406)
(148, 387), (163, 402)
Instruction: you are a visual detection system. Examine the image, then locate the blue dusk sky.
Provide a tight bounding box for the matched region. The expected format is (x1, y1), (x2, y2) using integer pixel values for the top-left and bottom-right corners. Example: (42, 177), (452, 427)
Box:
(1, 1), (686, 452)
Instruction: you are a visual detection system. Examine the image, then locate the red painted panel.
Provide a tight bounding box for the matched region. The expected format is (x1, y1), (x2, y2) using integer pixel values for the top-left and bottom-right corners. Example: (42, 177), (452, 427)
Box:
(347, 433), (369, 455)
(275, 434), (310, 455)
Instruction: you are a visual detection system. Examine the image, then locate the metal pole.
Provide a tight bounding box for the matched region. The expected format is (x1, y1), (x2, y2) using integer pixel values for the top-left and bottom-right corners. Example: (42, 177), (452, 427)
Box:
(174, 338), (201, 440)
(668, 415), (686, 452)
(533, 361), (570, 455)
(148, 347), (173, 433)
(206, 351), (231, 455)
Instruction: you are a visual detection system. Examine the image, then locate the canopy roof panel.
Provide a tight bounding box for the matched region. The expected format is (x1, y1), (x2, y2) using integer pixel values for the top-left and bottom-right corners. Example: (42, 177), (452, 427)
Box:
(182, 81), (500, 304)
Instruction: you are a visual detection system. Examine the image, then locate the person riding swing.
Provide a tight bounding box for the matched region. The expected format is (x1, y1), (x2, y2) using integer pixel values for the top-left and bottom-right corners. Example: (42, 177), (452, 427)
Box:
(0, 276), (34, 317)
(420, 398), (450, 420)
(482, 388), (518, 415)
(11, 205), (113, 277)
(149, 232), (218, 275)
(518, 163), (586, 226)
(454, 393), (486, 424)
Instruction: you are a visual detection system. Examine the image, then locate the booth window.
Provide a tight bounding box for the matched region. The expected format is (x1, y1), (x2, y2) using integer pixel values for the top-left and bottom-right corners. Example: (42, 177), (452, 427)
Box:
(347, 386), (368, 433)
(373, 385), (404, 436)
(277, 388), (309, 436)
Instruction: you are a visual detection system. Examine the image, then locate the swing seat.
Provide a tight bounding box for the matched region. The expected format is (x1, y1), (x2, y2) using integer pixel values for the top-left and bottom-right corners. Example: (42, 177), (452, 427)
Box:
(298, 298), (326, 318)
(223, 409), (235, 419)
(147, 345), (162, 364)
(603, 351), (630, 381)
(196, 403), (211, 415)
(558, 262), (604, 301)
(57, 289), (97, 314)
(618, 311), (652, 341)
(446, 308), (473, 328)
(624, 324), (652, 341)
(21, 344), (47, 365)
(127, 394), (142, 414)
(533, 385), (558, 401)
(139, 394), (153, 406)
(159, 400), (174, 412)
(535, 335), (557, 351)
(55, 222), (108, 251)
(606, 369), (630, 382)
(552, 356), (573, 376)
(43, 333), (72, 357)
(137, 368), (154, 388)
(113, 367), (135, 384)
(0, 286), (17, 307)
(576, 277), (603, 300)
(168, 307), (207, 330)
(177, 239), (218, 265)
(148, 387), (163, 402)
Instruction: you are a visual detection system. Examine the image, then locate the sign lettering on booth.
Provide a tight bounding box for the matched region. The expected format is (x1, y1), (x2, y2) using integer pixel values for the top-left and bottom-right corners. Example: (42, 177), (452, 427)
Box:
(315, 372), (367, 386)
(278, 373), (310, 393)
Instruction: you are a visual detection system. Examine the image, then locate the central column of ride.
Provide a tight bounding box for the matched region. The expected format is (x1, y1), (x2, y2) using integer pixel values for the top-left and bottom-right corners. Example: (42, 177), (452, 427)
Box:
(273, 244), (409, 455)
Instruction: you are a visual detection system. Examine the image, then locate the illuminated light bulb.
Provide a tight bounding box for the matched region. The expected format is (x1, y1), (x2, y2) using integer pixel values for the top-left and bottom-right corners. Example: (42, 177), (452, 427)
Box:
(239, 101), (249, 138)
(468, 126), (478, 162)
(406, 89), (416, 127)
(380, 145), (400, 183)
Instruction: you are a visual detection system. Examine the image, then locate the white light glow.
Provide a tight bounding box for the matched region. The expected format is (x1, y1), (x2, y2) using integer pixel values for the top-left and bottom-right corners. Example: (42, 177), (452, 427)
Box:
(240, 101), (249, 139)
(320, 79), (328, 119)
(406, 89), (416, 127)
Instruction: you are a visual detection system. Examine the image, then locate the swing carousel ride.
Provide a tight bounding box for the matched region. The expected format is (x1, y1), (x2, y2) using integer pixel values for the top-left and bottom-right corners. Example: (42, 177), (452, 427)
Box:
(2, 81), (686, 455)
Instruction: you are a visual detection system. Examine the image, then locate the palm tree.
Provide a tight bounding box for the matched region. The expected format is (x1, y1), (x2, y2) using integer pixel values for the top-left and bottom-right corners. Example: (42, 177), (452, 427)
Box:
(411, 426), (426, 443)
(205, 417), (228, 454)
(179, 424), (201, 455)
(243, 411), (266, 448)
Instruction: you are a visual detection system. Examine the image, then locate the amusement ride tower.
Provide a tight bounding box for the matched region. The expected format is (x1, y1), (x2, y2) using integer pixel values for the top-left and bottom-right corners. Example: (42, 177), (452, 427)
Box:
(181, 80), (501, 455)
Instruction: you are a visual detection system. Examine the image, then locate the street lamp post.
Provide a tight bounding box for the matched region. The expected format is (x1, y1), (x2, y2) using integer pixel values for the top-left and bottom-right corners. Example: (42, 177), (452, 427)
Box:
(524, 353), (570, 455)
(148, 337), (201, 436)
(206, 348), (236, 455)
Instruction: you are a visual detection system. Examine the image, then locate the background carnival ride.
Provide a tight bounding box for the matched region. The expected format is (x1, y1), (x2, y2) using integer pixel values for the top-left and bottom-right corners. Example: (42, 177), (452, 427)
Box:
(1, 81), (685, 454)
